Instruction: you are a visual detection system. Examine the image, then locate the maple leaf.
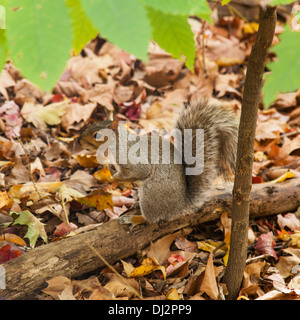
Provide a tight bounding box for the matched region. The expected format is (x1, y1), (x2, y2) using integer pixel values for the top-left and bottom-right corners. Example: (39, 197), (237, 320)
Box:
(10, 210), (48, 248)
(21, 101), (68, 129)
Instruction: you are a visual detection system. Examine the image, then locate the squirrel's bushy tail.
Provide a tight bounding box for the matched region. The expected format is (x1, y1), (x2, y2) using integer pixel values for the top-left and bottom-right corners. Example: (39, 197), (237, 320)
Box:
(176, 99), (239, 200)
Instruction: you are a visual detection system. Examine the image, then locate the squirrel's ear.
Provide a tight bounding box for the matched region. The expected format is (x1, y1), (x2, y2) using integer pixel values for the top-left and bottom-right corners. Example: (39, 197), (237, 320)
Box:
(107, 111), (114, 121)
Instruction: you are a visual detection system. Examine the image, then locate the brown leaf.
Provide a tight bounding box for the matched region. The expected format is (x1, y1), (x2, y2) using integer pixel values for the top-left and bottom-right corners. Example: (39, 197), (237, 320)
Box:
(199, 252), (219, 300)
(146, 231), (181, 265)
(60, 102), (97, 131)
(277, 213), (300, 231)
(42, 276), (73, 300)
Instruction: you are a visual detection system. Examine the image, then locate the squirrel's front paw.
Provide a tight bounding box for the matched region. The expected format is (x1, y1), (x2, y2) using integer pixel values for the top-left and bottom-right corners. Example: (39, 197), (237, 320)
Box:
(118, 214), (146, 230)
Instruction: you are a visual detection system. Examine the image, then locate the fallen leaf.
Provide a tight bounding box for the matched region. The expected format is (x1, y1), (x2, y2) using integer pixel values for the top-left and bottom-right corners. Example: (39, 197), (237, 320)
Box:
(42, 276), (73, 300)
(104, 274), (139, 298)
(30, 157), (45, 177)
(121, 259), (135, 278)
(0, 191), (12, 209)
(0, 243), (21, 264)
(255, 119), (284, 141)
(52, 221), (78, 237)
(21, 101), (68, 129)
(276, 247), (300, 278)
(0, 101), (23, 138)
(199, 252), (219, 300)
(270, 171), (294, 183)
(290, 230), (300, 248)
(73, 154), (99, 168)
(146, 231), (181, 265)
(280, 135), (300, 158)
(130, 257), (166, 280)
(277, 213), (300, 231)
(60, 102), (97, 131)
(255, 232), (278, 260)
(77, 191), (113, 212)
(93, 168), (113, 182)
(10, 210), (48, 248)
(0, 233), (27, 246)
(241, 261), (266, 297)
(54, 184), (85, 223)
(165, 288), (180, 300)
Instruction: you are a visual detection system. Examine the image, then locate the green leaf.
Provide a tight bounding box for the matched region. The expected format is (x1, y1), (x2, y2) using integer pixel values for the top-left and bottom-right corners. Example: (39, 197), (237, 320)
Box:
(144, 0), (212, 22)
(11, 210), (47, 248)
(263, 27), (300, 107)
(146, 7), (195, 69)
(5, 0), (72, 91)
(66, 0), (98, 55)
(270, 0), (295, 5)
(0, 5), (6, 29)
(82, 0), (151, 60)
(222, 0), (232, 5)
(0, 29), (7, 72)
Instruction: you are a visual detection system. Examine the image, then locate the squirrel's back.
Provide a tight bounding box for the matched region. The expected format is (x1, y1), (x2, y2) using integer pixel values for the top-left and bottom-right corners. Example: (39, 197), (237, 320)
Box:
(176, 99), (239, 201)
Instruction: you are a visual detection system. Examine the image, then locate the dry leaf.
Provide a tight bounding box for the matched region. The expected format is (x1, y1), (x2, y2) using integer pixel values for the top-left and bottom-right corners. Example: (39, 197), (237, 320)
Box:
(0, 233), (27, 246)
(42, 276), (73, 300)
(277, 213), (300, 231)
(104, 274), (139, 298)
(199, 252), (219, 300)
(146, 231), (181, 265)
(166, 288), (180, 300)
(21, 101), (68, 129)
(255, 232), (278, 259)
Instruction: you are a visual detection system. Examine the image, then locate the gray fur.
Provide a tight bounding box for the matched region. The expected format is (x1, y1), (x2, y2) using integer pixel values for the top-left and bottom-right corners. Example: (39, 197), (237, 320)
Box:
(80, 100), (239, 223)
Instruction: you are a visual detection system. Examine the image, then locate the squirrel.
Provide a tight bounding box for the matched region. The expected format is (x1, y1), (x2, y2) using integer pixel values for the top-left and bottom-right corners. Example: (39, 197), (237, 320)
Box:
(79, 99), (239, 226)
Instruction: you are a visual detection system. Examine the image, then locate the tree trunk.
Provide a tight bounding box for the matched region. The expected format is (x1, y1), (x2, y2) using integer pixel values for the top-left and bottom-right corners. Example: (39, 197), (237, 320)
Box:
(1, 177), (300, 300)
(222, 6), (277, 300)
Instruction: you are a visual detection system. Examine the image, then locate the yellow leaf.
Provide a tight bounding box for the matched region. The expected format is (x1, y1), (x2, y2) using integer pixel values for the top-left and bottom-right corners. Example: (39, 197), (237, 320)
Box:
(0, 161), (13, 167)
(270, 171), (294, 183)
(77, 191), (113, 211)
(197, 240), (227, 253)
(277, 229), (291, 241)
(166, 288), (180, 300)
(0, 191), (13, 209)
(21, 101), (68, 129)
(54, 184), (85, 223)
(223, 231), (231, 266)
(243, 22), (259, 34)
(0, 233), (27, 246)
(73, 154), (99, 168)
(8, 182), (63, 204)
(130, 257), (166, 280)
(290, 230), (300, 248)
(93, 168), (112, 182)
(130, 264), (155, 278)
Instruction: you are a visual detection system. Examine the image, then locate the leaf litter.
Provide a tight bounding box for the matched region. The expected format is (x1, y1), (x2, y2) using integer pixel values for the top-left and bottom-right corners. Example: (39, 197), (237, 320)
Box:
(0, 6), (300, 300)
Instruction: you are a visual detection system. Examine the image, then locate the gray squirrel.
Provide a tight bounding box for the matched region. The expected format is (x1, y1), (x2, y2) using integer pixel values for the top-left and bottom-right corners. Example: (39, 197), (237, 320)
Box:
(79, 99), (239, 225)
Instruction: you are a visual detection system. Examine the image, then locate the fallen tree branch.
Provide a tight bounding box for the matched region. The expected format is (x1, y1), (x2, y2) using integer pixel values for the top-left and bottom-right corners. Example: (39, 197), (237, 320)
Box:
(1, 178), (300, 299)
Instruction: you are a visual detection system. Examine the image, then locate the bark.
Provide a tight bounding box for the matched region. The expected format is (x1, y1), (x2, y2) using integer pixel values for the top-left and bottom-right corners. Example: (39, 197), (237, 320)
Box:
(222, 6), (277, 300)
(1, 177), (300, 300)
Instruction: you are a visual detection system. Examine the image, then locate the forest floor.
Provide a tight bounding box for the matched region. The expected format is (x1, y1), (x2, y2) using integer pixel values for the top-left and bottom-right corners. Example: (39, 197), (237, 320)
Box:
(0, 10), (300, 300)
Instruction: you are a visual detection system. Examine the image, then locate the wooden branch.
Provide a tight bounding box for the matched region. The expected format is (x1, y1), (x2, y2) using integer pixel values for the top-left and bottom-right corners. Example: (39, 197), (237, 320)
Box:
(223, 6), (277, 300)
(1, 178), (300, 300)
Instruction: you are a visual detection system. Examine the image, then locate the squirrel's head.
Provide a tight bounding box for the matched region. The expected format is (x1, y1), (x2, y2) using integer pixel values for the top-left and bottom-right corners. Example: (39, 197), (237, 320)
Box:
(78, 119), (118, 152)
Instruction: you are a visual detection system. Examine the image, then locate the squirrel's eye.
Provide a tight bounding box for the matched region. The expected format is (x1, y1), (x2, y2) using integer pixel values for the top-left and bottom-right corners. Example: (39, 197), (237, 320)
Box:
(94, 132), (102, 140)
